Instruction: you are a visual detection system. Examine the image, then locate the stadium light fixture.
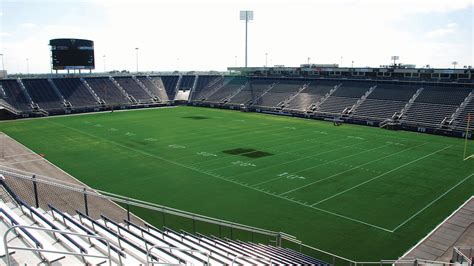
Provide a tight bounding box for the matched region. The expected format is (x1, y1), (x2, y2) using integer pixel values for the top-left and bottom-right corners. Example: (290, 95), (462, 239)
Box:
(240, 10), (253, 68)
(135, 48), (139, 73)
(452, 61), (458, 69)
(26, 58), (29, 74)
(391, 56), (399, 66)
(307, 57), (310, 65)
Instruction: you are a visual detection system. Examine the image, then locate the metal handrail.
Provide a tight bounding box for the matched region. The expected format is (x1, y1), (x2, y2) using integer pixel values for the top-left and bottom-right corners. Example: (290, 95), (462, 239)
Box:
(453, 246), (473, 265)
(231, 255), (272, 265)
(3, 225), (113, 266)
(146, 245), (210, 265)
(0, 168), (280, 238)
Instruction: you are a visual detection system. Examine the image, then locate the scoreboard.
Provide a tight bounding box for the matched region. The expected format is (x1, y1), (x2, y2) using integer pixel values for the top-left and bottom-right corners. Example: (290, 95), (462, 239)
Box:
(50, 39), (95, 70)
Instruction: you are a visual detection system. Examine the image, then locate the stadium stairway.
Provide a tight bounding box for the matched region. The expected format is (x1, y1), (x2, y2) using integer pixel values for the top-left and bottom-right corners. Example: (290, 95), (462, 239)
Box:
(0, 181), (327, 265)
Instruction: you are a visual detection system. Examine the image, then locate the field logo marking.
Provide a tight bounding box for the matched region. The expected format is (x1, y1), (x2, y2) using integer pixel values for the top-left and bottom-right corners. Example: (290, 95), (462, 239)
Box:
(109, 128), (118, 132)
(125, 132), (136, 136)
(347, 136), (364, 140)
(284, 126), (296, 130)
(314, 131), (328, 135)
(94, 124), (103, 127)
(168, 144), (186, 149)
(231, 161), (256, 167)
(144, 138), (157, 142)
(197, 152), (217, 157)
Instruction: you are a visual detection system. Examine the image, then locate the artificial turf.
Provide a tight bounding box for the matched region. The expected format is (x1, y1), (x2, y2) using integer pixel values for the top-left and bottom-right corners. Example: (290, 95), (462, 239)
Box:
(0, 106), (472, 261)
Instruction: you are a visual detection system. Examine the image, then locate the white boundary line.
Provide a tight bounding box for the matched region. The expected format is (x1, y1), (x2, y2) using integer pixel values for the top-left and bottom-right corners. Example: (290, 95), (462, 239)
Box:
(49, 122), (393, 232)
(391, 173), (473, 232)
(279, 143), (426, 196)
(311, 145), (452, 206)
(400, 195), (474, 259)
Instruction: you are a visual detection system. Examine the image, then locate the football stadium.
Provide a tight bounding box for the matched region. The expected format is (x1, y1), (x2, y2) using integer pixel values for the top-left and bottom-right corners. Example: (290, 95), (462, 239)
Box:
(0, 1), (473, 265)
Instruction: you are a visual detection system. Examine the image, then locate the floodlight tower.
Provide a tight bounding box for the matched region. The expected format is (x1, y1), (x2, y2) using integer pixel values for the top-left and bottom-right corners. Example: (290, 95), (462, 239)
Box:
(452, 61), (458, 69)
(391, 56), (399, 66)
(240, 10), (253, 68)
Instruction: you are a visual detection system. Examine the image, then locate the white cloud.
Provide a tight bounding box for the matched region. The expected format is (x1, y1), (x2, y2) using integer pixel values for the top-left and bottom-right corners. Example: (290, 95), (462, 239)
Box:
(20, 22), (38, 29)
(425, 23), (458, 38)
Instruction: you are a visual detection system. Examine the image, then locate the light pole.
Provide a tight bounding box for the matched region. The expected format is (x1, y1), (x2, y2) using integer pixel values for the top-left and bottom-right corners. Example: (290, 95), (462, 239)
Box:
(234, 56), (237, 67)
(26, 58), (29, 74)
(351, 60), (354, 68)
(391, 56), (399, 66)
(103, 55), (106, 73)
(340, 56), (343, 66)
(176, 58), (180, 71)
(265, 53), (268, 67)
(0, 54), (4, 72)
(452, 61), (458, 69)
(307, 57), (310, 65)
(240, 10), (254, 68)
(135, 48), (139, 73)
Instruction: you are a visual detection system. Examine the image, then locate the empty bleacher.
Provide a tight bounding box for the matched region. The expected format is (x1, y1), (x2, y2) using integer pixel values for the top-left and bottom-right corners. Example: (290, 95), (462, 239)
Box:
(317, 82), (372, 114)
(159, 75), (180, 99)
(52, 78), (98, 108)
(22, 79), (64, 110)
(351, 84), (420, 120)
(284, 80), (339, 111)
(204, 76), (248, 103)
(178, 75), (196, 90)
(190, 75), (221, 101)
(0, 186), (326, 265)
(252, 79), (306, 108)
(0, 80), (32, 111)
(402, 86), (471, 126)
(227, 78), (275, 105)
(85, 77), (130, 105)
(456, 97), (474, 130)
(113, 77), (154, 103)
(136, 76), (169, 102)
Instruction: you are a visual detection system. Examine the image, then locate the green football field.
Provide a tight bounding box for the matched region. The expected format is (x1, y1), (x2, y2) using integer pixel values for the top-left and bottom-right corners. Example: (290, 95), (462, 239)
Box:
(0, 106), (473, 261)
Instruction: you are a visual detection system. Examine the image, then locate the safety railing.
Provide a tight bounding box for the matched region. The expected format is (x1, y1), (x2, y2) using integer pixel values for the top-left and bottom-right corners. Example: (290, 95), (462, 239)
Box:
(146, 246), (210, 265)
(3, 225), (113, 266)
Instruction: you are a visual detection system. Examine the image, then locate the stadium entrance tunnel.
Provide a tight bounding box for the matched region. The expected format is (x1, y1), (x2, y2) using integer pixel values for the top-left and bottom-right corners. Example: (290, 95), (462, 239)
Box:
(223, 148), (273, 158)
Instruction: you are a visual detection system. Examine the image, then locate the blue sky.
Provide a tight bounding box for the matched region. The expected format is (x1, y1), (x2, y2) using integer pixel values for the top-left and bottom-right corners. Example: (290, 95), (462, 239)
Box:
(0, 0), (472, 74)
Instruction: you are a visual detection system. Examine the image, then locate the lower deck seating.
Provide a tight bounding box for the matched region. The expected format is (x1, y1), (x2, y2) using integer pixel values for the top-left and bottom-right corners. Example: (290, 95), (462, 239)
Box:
(159, 76), (180, 99)
(114, 77), (154, 103)
(0, 190), (326, 265)
(318, 96), (358, 114)
(352, 99), (406, 120)
(403, 102), (457, 126)
(204, 77), (248, 102)
(0, 80), (32, 111)
(22, 79), (64, 110)
(85, 77), (130, 105)
(52, 78), (98, 107)
(137, 76), (170, 101)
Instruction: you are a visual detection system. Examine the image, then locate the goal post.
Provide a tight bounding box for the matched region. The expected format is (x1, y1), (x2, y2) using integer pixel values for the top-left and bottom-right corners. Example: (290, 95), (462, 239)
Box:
(463, 113), (473, 161)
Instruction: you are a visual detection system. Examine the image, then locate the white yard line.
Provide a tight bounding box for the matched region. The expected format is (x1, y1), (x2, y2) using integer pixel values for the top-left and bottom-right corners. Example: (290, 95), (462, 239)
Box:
(219, 139), (372, 179)
(253, 143), (393, 188)
(311, 145), (453, 207)
(278, 143), (426, 196)
(50, 121), (393, 232)
(391, 173), (473, 232)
